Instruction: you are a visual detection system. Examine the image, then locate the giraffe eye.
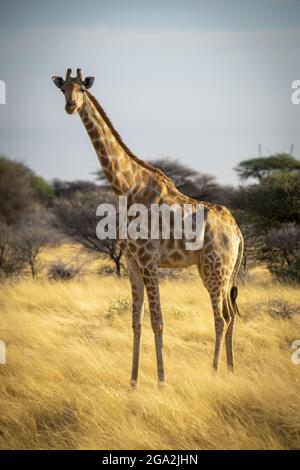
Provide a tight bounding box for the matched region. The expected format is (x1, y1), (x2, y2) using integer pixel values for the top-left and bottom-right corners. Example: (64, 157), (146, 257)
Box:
(81, 87), (85, 93)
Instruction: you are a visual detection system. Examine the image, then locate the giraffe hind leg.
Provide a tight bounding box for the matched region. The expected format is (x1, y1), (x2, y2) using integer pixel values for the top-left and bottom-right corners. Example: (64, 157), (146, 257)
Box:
(211, 289), (227, 371)
(224, 292), (236, 372)
(198, 264), (232, 371)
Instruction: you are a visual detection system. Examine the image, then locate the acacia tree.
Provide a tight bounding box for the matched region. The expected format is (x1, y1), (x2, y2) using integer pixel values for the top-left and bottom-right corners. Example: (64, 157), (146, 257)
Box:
(0, 220), (26, 278)
(149, 158), (227, 202)
(52, 189), (123, 276)
(12, 212), (56, 279)
(231, 171), (300, 227)
(234, 153), (300, 181)
(232, 156), (300, 281)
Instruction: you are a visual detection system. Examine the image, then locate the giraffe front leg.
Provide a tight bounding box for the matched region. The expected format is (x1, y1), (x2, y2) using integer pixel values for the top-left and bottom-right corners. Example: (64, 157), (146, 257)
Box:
(143, 273), (165, 386)
(127, 256), (144, 388)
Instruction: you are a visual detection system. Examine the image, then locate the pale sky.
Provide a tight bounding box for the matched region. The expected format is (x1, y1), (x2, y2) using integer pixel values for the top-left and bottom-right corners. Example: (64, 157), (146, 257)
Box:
(0, 0), (299, 185)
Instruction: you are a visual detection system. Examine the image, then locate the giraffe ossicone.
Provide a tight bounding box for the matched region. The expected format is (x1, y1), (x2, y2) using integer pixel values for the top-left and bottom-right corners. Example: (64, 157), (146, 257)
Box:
(52, 68), (244, 386)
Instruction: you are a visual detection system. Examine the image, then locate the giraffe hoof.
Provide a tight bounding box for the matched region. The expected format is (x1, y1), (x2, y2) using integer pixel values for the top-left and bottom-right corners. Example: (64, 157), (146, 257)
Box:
(158, 381), (165, 390)
(130, 380), (138, 390)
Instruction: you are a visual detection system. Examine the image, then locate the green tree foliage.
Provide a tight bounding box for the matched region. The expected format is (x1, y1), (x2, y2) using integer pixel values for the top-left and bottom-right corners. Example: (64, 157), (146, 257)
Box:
(31, 175), (54, 203)
(232, 154), (300, 282)
(0, 156), (35, 224)
(235, 153), (300, 181)
(231, 171), (300, 227)
(261, 224), (300, 282)
(0, 220), (26, 278)
(0, 156), (54, 223)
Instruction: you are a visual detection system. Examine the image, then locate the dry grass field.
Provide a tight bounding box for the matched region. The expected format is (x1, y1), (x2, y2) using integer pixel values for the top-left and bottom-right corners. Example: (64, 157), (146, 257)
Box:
(0, 257), (300, 450)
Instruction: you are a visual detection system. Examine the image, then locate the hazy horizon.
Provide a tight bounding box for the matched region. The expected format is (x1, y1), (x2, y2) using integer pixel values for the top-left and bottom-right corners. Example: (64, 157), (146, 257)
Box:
(0, 0), (300, 186)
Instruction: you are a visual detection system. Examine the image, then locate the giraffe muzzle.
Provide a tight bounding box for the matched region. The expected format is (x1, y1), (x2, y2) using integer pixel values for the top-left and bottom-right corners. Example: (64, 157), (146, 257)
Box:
(65, 101), (76, 114)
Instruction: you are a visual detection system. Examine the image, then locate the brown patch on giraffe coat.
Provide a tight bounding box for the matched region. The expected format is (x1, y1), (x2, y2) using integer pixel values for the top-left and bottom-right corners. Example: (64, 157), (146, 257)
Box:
(118, 240), (127, 251)
(88, 128), (99, 140)
(86, 121), (94, 131)
(221, 233), (229, 247)
(170, 251), (184, 261)
(128, 243), (137, 253)
(142, 267), (152, 277)
(112, 184), (122, 195)
(93, 140), (101, 151)
(139, 251), (152, 264)
(100, 155), (110, 166)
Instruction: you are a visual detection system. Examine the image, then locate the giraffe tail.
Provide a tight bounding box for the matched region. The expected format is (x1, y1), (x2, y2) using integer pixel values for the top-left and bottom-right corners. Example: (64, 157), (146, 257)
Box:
(230, 286), (241, 317)
(230, 232), (244, 318)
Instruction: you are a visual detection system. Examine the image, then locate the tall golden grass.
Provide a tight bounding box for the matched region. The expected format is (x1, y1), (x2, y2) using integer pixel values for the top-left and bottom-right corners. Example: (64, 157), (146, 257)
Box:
(0, 267), (300, 449)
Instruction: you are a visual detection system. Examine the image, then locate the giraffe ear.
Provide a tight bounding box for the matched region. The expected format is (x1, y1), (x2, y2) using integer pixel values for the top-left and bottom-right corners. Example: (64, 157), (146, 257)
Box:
(83, 77), (95, 89)
(52, 76), (64, 89)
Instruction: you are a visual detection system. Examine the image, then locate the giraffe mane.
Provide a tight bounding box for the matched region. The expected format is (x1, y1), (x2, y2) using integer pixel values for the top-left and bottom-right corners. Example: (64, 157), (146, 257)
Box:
(85, 90), (176, 188)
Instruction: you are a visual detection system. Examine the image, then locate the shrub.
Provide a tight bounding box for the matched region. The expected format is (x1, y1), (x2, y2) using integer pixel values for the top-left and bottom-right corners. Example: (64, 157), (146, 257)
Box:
(261, 224), (300, 282)
(255, 300), (300, 320)
(106, 298), (131, 322)
(48, 260), (81, 281)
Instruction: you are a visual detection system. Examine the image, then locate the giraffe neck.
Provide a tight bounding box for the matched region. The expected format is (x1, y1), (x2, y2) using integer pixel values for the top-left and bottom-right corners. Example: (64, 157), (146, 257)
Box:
(78, 91), (152, 195)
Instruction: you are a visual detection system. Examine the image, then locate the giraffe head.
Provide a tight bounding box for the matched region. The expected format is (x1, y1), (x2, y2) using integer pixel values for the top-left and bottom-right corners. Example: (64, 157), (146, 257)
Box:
(52, 68), (94, 115)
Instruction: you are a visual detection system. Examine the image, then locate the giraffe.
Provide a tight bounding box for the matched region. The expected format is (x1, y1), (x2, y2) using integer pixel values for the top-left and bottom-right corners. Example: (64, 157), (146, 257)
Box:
(52, 68), (244, 387)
